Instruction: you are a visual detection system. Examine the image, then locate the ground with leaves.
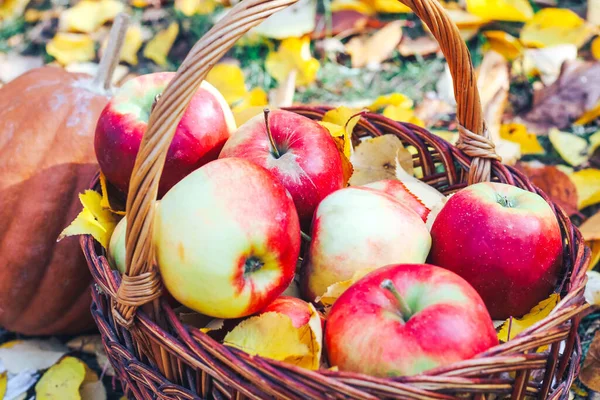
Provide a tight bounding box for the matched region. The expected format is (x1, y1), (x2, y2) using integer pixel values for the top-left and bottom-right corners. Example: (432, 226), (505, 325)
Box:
(2, 0), (600, 398)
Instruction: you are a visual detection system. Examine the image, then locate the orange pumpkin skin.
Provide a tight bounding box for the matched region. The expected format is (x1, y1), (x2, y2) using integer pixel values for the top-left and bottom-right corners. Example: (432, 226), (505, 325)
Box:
(0, 67), (109, 335)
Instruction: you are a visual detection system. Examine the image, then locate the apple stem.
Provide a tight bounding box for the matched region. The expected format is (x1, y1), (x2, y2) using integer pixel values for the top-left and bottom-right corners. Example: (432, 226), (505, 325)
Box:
(152, 93), (162, 111)
(94, 13), (129, 91)
(264, 108), (281, 159)
(380, 279), (412, 322)
(301, 231), (312, 242)
(496, 194), (514, 208)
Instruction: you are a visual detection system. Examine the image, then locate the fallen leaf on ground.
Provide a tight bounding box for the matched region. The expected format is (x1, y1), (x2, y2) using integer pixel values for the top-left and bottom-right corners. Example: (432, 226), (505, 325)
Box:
(368, 93), (413, 110)
(251, 0), (316, 39)
(316, 269), (372, 306)
(58, 190), (118, 249)
(414, 98), (454, 127)
(589, 241), (600, 270)
(46, 33), (95, 66)
(398, 34), (440, 57)
(520, 8), (596, 48)
(522, 45), (578, 86)
(265, 36), (319, 87)
(224, 311), (322, 370)
(232, 87), (268, 113)
(59, 0), (124, 33)
(312, 10), (377, 39)
(590, 0), (600, 25)
(143, 22), (179, 66)
(371, 0), (411, 13)
(497, 293), (559, 342)
(483, 31), (522, 60)
(349, 135), (413, 185)
(466, 0), (533, 22)
(0, 0), (31, 21)
(345, 21), (403, 68)
(515, 161), (578, 216)
(570, 169), (600, 209)
(580, 211), (600, 241)
(0, 339), (68, 374)
(0, 372), (6, 400)
(330, 0), (374, 15)
(521, 61), (600, 132)
(590, 131), (600, 154)
(500, 123), (544, 155)
(175, 0), (218, 16)
(118, 25), (143, 65)
(549, 129), (589, 166)
(35, 356), (86, 400)
(206, 62), (247, 105)
(576, 102), (600, 126)
(580, 329), (600, 391)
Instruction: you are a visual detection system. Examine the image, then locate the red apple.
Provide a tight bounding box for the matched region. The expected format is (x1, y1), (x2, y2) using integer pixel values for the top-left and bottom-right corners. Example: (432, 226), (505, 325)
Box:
(363, 179), (430, 221)
(429, 182), (562, 319)
(95, 72), (236, 196)
(325, 264), (498, 377)
(154, 158), (300, 318)
(219, 109), (344, 226)
(302, 187), (431, 301)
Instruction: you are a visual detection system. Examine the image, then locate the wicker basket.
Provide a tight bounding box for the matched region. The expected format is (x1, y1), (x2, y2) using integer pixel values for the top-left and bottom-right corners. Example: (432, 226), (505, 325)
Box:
(81, 0), (592, 398)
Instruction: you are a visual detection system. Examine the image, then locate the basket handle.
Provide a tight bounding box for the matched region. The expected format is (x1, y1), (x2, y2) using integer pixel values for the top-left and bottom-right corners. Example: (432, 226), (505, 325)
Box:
(113, 0), (500, 326)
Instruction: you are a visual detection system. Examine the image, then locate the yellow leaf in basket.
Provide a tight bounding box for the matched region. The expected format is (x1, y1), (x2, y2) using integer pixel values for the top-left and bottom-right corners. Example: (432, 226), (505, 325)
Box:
(35, 356), (86, 400)
(59, 0), (124, 33)
(0, 371), (6, 400)
(570, 169), (600, 210)
(99, 173), (125, 216)
(58, 190), (118, 249)
(497, 293), (560, 343)
(232, 88), (268, 113)
(315, 269), (372, 306)
(321, 106), (360, 159)
(466, 0), (533, 22)
(46, 33), (95, 66)
(206, 63), (247, 105)
(265, 36), (320, 87)
(520, 8), (596, 48)
(500, 123), (544, 155)
(348, 134), (413, 186)
(549, 129), (589, 166)
(143, 22), (179, 67)
(483, 31), (523, 60)
(224, 312), (323, 369)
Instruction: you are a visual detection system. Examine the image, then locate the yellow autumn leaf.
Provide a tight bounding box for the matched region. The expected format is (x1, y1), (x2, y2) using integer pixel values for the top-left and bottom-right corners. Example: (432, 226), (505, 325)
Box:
(484, 31), (523, 60)
(175, 0), (217, 16)
(580, 211), (600, 242)
(321, 106), (361, 158)
(131, 0), (151, 7)
(316, 268), (372, 306)
(349, 134), (414, 185)
(99, 173), (125, 215)
(59, 190), (118, 248)
(368, 93), (413, 111)
(382, 105), (424, 126)
(500, 123), (544, 155)
(466, 0), (533, 22)
(47, 33), (95, 65)
(570, 169), (600, 209)
(144, 22), (179, 66)
(35, 356), (86, 400)
(371, 0), (411, 14)
(521, 8), (596, 48)
(330, 0), (375, 15)
(592, 37), (600, 61)
(589, 241), (600, 270)
(497, 293), (560, 342)
(0, 371), (6, 400)
(590, 131), (600, 153)
(549, 129), (589, 166)
(443, 7), (489, 28)
(224, 312), (320, 369)
(265, 36), (320, 87)
(205, 63), (248, 105)
(60, 0), (124, 33)
(233, 87), (268, 113)
(0, 0), (31, 21)
(576, 102), (600, 126)
(120, 25), (143, 65)
(234, 106), (268, 127)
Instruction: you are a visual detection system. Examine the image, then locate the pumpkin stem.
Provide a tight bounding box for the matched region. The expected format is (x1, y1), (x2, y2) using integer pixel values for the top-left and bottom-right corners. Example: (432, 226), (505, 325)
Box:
(94, 13), (130, 91)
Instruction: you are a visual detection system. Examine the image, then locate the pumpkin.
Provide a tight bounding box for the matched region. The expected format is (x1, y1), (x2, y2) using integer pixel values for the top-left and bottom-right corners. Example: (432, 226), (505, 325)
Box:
(0, 16), (128, 335)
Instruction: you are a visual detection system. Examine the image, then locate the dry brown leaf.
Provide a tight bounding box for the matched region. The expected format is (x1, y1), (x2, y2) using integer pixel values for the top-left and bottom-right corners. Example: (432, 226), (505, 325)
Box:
(398, 34), (440, 57)
(522, 45), (577, 86)
(312, 10), (383, 39)
(581, 330), (600, 391)
(521, 61), (600, 133)
(413, 97), (454, 127)
(345, 21), (402, 68)
(580, 211), (600, 241)
(515, 161), (578, 216)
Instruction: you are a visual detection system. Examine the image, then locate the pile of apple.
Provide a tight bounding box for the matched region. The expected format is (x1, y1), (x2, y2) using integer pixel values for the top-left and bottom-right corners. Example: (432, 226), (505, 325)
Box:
(98, 73), (563, 377)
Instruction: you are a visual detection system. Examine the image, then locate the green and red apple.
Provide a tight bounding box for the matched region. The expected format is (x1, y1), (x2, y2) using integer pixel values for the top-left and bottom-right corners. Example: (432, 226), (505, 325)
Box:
(95, 72), (236, 196)
(302, 187), (431, 301)
(325, 264), (498, 377)
(154, 158), (301, 318)
(429, 182), (562, 319)
(364, 179), (430, 221)
(219, 109), (344, 226)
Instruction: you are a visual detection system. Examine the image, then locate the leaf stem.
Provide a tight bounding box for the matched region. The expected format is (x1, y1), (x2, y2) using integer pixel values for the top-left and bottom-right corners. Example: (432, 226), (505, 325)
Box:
(264, 108), (281, 158)
(380, 279), (412, 322)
